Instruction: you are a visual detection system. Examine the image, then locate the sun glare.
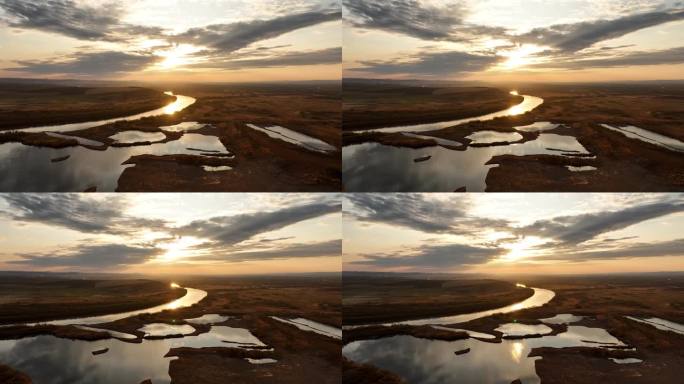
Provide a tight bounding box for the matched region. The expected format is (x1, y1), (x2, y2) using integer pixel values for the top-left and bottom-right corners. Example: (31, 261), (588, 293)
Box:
(500, 44), (544, 70)
(158, 236), (203, 262)
(501, 236), (545, 262)
(155, 44), (200, 70)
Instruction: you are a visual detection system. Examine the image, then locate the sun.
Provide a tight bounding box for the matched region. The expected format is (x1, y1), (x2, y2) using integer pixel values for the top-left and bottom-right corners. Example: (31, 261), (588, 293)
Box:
(158, 236), (203, 262)
(155, 44), (200, 70)
(501, 236), (545, 262)
(500, 44), (544, 70)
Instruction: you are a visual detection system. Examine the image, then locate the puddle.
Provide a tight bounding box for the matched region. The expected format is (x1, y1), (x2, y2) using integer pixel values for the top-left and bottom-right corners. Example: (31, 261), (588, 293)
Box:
(344, 325), (625, 384)
(109, 131), (167, 144)
(344, 133), (590, 192)
(202, 165), (233, 172)
(514, 122), (560, 132)
(358, 95), (544, 133)
(540, 314), (584, 325)
(74, 326), (137, 340)
(246, 124), (336, 153)
(626, 316), (684, 335)
(611, 358), (642, 364)
(0, 134), (231, 192)
(159, 122), (207, 132)
(0, 324), (266, 384)
(430, 326), (496, 339)
(138, 324), (195, 338)
(271, 317), (342, 339)
(601, 124), (684, 153)
(45, 132), (104, 147)
(185, 314), (230, 325)
(466, 131), (523, 144)
(245, 358), (277, 364)
(566, 166), (597, 172)
(495, 323), (553, 337)
(402, 133), (462, 147)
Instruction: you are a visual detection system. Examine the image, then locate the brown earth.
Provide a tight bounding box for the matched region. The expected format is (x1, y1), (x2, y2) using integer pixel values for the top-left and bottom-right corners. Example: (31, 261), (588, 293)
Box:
(0, 81), (341, 191)
(343, 275), (533, 325)
(0, 364), (32, 384)
(0, 276), (185, 325)
(0, 84), (173, 130)
(343, 82), (522, 130)
(343, 273), (684, 383)
(343, 82), (684, 191)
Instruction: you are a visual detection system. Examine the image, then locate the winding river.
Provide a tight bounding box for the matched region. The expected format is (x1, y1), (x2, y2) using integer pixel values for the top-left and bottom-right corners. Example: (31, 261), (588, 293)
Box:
(356, 94), (544, 134)
(19, 92), (196, 134)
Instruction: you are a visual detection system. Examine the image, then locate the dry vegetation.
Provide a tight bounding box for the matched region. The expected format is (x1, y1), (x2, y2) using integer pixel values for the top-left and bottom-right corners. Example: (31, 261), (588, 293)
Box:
(343, 275), (533, 325)
(343, 81), (522, 130)
(0, 83), (173, 130)
(0, 276), (185, 324)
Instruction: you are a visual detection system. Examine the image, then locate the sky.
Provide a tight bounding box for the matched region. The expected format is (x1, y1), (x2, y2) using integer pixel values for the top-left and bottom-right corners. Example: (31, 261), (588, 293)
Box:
(343, 193), (684, 275)
(343, 0), (684, 82)
(0, 0), (341, 81)
(0, 193), (341, 275)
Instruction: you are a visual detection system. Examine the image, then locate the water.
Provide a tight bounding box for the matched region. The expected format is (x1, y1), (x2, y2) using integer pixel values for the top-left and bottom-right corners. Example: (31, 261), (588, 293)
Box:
(109, 131), (167, 144)
(357, 94), (544, 134)
(343, 325), (626, 384)
(343, 134), (590, 192)
(17, 93), (196, 134)
(495, 323), (552, 337)
(159, 122), (207, 132)
(611, 358), (642, 364)
(0, 325), (267, 384)
(430, 326), (496, 339)
(28, 288), (207, 326)
(515, 122), (560, 132)
(139, 324), (196, 337)
(626, 316), (684, 335)
(45, 132), (104, 147)
(540, 314), (584, 325)
(185, 314), (230, 325)
(0, 134), (231, 192)
(466, 131), (523, 144)
(601, 124), (684, 153)
(402, 133), (462, 147)
(202, 165), (233, 172)
(271, 317), (342, 339)
(566, 166), (597, 172)
(246, 123), (336, 153)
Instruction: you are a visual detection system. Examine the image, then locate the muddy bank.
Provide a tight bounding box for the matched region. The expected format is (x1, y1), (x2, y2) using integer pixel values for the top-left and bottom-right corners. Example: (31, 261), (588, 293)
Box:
(343, 357), (405, 384)
(0, 364), (32, 384)
(344, 325), (469, 344)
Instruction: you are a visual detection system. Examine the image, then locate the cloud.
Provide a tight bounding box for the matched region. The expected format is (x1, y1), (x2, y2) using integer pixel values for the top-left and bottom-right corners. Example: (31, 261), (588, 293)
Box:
(10, 244), (162, 268)
(9, 51), (159, 75)
(519, 201), (684, 244)
(199, 47), (341, 69)
(174, 8), (340, 54)
(350, 50), (500, 76)
(345, 193), (467, 232)
(516, 8), (684, 53)
(0, 0), (163, 42)
(214, 239), (341, 261)
(553, 239), (684, 261)
(0, 194), (166, 235)
(352, 243), (503, 269)
(539, 46), (684, 69)
(178, 201), (340, 246)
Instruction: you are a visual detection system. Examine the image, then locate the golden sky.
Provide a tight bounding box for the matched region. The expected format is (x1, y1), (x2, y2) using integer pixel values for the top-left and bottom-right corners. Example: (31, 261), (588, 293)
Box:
(0, 193), (341, 275)
(343, 0), (684, 82)
(343, 193), (684, 275)
(0, 0), (341, 81)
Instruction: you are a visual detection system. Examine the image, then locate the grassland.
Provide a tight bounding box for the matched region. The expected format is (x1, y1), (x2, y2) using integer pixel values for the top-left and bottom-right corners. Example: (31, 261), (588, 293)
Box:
(0, 276), (185, 324)
(0, 80), (341, 191)
(342, 272), (684, 384)
(0, 83), (173, 130)
(342, 81), (522, 130)
(343, 274), (533, 325)
(0, 274), (341, 384)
